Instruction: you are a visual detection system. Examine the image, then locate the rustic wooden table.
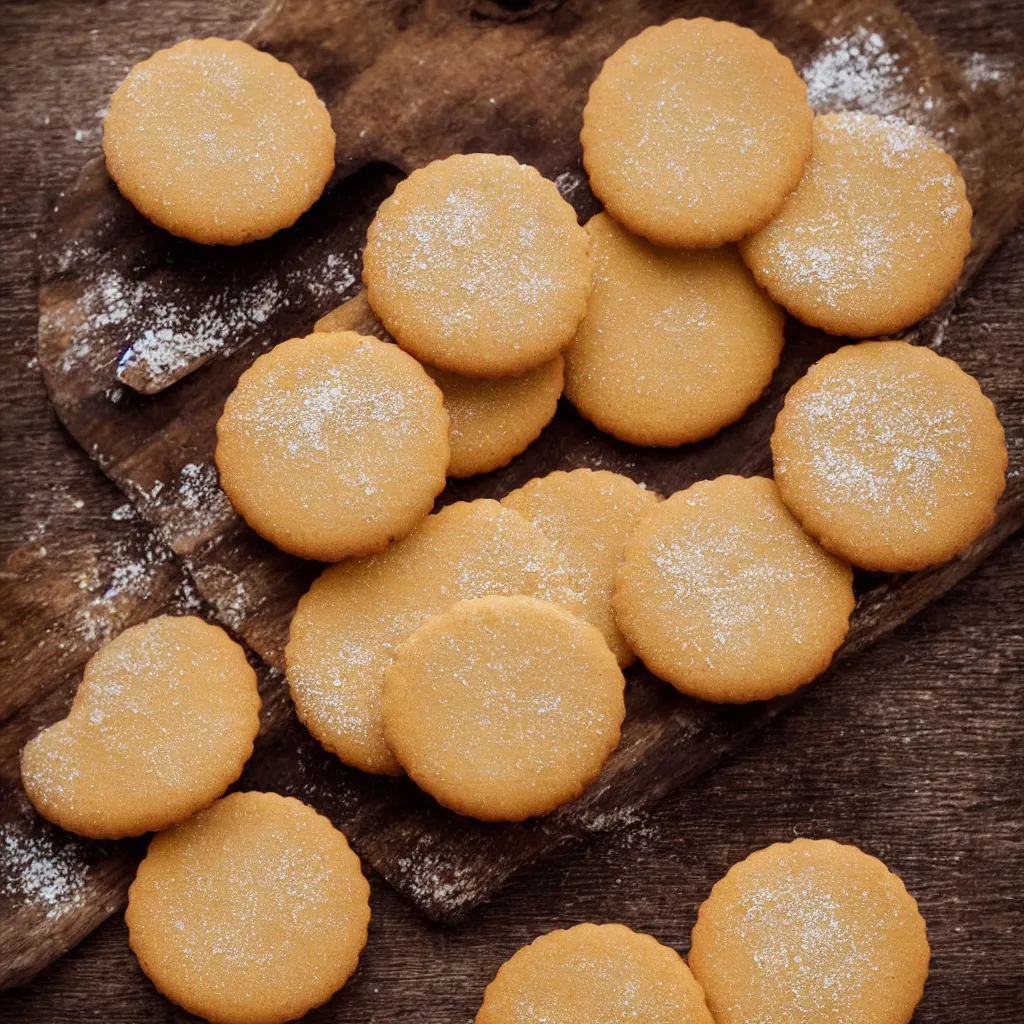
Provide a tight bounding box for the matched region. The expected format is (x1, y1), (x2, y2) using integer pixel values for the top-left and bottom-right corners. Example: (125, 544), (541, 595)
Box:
(1, 1), (1022, 1021)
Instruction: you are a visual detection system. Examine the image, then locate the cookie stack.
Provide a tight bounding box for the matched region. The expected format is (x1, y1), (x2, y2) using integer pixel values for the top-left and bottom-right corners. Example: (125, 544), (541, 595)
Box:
(20, 17), (1008, 1024)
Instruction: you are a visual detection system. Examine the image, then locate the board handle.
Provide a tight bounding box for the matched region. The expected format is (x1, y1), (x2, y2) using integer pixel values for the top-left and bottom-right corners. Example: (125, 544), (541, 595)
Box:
(115, 289), (384, 396)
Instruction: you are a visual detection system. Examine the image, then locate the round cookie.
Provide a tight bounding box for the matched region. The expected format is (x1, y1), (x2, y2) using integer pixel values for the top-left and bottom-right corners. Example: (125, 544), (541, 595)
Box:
(613, 476), (854, 702)
(313, 300), (563, 477)
(476, 923), (715, 1024)
(215, 331), (449, 562)
(126, 791), (370, 1024)
(286, 499), (580, 775)
(363, 153), (591, 377)
(424, 360), (564, 477)
(772, 341), (1007, 572)
(21, 616), (260, 840)
(740, 112), (972, 337)
(383, 595), (625, 821)
(564, 213), (786, 446)
(103, 38), (335, 245)
(581, 18), (813, 248)
(689, 838), (930, 1024)
(502, 468), (661, 665)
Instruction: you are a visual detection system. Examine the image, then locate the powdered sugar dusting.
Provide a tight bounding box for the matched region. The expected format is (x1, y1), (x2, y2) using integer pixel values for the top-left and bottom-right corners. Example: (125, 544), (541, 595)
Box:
(156, 461), (237, 553)
(746, 112), (969, 329)
(962, 52), (1012, 90)
(394, 842), (487, 913)
(1, 823), (89, 920)
(694, 841), (927, 1022)
(49, 240), (361, 395)
(776, 347), (988, 535)
(364, 154), (589, 372)
(71, 534), (173, 644)
(190, 561), (254, 633)
(802, 28), (908, 114)
(645, 485), (838, 666)
(115, 274), (283, 385)
(302, 252), (358, 303)
(554, 168), (586, 201)
(222, 336), (439, 526)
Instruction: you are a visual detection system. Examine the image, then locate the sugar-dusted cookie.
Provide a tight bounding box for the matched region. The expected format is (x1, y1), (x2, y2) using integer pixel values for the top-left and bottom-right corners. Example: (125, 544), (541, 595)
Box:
(383, 596), (625, 821)
(103, 39), (335, 245)
(476, 923), (714, 1024)
(312, 306), (563, 476)
(215, 332), (449, 562)
(363, 153), (591, 377)
(564, 213), (785, 446)
(502, 468), (661, 666)
(286, 499), (579, 775)
(689, 838), (930, 1024)
(772, 341), (1007, 572)
(581, 18), (812, 248)
(613, 476), (854, 702)
(21, 616), (260, 840)
(740, 113), (972, 337)
(126, 791), (370, 1024)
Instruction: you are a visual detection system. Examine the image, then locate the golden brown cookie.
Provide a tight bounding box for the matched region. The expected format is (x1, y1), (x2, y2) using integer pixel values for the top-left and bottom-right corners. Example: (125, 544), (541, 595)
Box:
(740, 113), (972, 337)
(689, 838), (930, 1024)
(423, 360), (564, 477)
(772, 341), (1007, 572)
(215, 332), (449, 562)
(311, 307), (563, 476)
(126, 791), (370, 1024)
(581, 18), (813, 248)
(564, 213), (786, 446)
(502, 468), (661, 666)
(363, 153), (591, 377)
(286, 499), (579, 775)
(613, 476), (854, 702)
(21, 616), (260, 840)
(103, 39), (335, 245)
(476, 923), (715, 1024)
(313, 291), (386, 338)
(383, 596), (625, 821)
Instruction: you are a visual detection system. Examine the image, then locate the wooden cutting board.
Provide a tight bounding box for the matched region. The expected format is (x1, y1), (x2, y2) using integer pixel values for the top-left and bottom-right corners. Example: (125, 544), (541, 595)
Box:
(4, 0), (1021, 992)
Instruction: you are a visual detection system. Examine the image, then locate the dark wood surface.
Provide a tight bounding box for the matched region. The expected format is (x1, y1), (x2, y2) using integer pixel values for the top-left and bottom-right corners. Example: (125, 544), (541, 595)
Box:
(2, 1), (1023, 1020)
(23, 0), (1024, 957)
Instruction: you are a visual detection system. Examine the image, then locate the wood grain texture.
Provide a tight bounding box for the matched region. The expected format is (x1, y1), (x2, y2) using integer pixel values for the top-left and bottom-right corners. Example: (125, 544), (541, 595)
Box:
(1, 0), (1022, 1016)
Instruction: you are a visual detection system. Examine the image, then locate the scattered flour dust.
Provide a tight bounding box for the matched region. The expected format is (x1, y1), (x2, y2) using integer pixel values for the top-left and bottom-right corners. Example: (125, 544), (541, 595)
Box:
(554, 168), (586, 200)
(112, 271), (283, 384)
(54, 241), (360, 389)
(0, 822), (89, 921)
(801, 27), (909, 115)
(166, 461), (237, 546)
(177, 461), (223, 513)
(961, 52), (1013, 90)
(189, 561), (253, 632)
(70, 533), (174, 645)
(395, 844), (485, 913)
